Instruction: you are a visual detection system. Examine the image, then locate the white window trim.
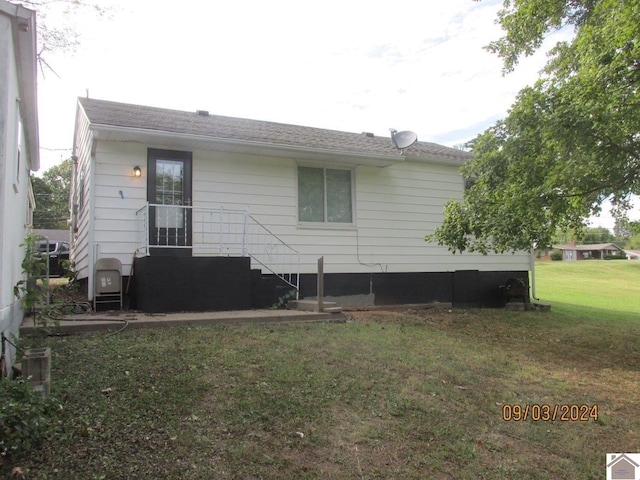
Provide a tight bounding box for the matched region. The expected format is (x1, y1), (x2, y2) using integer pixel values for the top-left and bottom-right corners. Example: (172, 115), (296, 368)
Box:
(296, 162), (357, 229)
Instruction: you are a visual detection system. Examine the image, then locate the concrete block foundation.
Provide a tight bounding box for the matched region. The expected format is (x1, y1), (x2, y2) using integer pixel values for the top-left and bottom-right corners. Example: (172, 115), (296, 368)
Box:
(22, 347), (51, 397)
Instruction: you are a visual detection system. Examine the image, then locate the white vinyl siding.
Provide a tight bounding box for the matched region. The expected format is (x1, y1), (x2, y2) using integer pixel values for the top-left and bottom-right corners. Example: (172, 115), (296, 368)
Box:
(1, 5), (38, 374)
(356, 163), (465, 272)
(70, 109), (95, 288)
(1, 18), (30, 311)
(92, 142), (147, 277)
(74, 135), (530, 284)
(286, 162), (529, 274)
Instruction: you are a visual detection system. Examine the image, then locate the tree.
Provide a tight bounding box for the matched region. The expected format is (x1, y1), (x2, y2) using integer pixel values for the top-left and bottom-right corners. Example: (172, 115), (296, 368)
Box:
(614, 218), (640, 247)
(32, 159), (72, 229)
(581, 227), (615, 244)
(427, 0), (640, 253)
(627, 233), (640, 250)
(10, 0), (109, 75)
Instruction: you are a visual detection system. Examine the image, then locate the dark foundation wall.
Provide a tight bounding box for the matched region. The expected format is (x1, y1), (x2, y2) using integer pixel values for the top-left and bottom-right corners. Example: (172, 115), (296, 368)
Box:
(297, 270), (529, 308)
(451, 270), (529, 308)
(127, 258), (528, 312)
(250, 270), (295, 309)
(134, 256), (251, 313)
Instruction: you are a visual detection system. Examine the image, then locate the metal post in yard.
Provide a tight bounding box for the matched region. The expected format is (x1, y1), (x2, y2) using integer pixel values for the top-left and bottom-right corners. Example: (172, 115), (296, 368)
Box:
(317, 256), (324, 313)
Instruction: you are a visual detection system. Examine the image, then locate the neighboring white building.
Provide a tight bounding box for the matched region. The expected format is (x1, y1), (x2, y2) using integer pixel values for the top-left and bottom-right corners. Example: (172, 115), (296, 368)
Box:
(0, 0), (39, 374)
(71, 98), (531, 312)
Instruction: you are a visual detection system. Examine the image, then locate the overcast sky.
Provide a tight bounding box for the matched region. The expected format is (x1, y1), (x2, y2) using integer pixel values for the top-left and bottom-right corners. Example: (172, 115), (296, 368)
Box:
(33, 0), (637, 228)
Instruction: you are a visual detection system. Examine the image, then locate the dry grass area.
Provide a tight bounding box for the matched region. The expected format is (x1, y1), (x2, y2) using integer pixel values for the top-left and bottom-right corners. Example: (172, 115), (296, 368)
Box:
(5, 303), (639, 479)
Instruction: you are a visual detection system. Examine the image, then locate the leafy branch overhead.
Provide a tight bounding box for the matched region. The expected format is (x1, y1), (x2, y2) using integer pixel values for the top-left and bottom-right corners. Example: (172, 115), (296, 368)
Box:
(428, 0), (640, 254)
(11, 0), (110, 76)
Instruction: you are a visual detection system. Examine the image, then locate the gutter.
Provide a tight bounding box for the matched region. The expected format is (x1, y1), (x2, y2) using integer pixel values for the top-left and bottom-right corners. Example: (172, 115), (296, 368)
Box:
(404, 152), (467, 168)
(88, 124), (406, 168)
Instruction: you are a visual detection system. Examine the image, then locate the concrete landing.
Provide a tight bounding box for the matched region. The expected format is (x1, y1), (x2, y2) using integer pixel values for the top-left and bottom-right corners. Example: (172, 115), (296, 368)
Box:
(289, 299), (343, 313)
(20, 308), (346, 335)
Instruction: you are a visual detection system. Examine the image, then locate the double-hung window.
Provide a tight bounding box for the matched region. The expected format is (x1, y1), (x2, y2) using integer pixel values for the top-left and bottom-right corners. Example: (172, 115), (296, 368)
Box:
(298, 166), (353, 224)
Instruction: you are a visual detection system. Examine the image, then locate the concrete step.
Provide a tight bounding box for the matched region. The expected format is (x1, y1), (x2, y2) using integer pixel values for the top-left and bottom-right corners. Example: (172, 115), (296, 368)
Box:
(323, 306), (344, 314)
(289, 299), (342, 313)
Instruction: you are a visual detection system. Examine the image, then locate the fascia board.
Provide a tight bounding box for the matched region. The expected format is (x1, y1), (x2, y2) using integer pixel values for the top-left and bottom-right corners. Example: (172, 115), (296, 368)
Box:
(89, 124), (406, 168)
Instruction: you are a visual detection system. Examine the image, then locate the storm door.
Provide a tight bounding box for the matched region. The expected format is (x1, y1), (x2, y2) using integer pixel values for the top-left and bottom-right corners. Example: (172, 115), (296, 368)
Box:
(147, 148), (192, 256)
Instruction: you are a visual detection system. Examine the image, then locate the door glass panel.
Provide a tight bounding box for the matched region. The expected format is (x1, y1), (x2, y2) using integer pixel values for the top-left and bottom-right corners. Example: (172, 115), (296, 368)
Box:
(155, 159), (184, 228)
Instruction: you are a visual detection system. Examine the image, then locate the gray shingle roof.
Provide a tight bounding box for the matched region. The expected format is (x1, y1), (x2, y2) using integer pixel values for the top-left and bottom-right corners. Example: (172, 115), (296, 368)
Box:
(78, 97), (471, 163)
(554, 243), (623, 251)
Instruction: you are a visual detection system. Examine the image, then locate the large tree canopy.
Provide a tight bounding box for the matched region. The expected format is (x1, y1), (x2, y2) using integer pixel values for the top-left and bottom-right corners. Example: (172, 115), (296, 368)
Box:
(428, 0), (640, 253)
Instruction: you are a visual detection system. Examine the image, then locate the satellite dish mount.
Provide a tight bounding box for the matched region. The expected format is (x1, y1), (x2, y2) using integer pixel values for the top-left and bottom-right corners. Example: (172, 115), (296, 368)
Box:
(390, 129), (418, 154)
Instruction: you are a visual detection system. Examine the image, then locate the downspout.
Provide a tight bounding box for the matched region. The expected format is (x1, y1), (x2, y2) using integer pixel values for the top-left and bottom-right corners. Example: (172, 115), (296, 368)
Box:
(87, 138), (97, 301)
(530, 248), (540, 301)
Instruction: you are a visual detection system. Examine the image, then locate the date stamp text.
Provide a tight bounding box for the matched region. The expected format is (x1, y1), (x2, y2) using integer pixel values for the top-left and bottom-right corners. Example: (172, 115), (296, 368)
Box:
(502, 403), (598, 422)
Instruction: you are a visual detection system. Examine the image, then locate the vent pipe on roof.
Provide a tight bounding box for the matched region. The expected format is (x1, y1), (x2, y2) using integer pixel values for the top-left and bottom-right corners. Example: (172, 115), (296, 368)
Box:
(196, 110), (210, 117)
(361, 132), (374, 138)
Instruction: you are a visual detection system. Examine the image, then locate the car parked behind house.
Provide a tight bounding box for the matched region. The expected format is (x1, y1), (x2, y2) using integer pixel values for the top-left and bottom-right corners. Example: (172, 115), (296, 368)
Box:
(37, 241), (70, 277)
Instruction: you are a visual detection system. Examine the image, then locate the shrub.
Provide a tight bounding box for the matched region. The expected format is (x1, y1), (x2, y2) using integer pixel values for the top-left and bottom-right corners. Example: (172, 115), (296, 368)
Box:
(550, 249), (563, 261)
(272, 290), (298, 309)
(604, 254), (627, 260)
(0, 378), (61, 459)
(14, 232), (50, 328)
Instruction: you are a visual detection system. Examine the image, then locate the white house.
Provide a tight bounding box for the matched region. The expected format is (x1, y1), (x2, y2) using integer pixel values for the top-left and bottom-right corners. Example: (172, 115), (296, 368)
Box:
(70, 97), (531, 312)
(0, 0), (39, 375)
(625, 250), (640, 260)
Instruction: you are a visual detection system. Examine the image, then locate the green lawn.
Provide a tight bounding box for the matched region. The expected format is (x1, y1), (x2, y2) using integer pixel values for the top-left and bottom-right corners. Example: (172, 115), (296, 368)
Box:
(3, 261), (640, 479)
(534, 259), (640, 320)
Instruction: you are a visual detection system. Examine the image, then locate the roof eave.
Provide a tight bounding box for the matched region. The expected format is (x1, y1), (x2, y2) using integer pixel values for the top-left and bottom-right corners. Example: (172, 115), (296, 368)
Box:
(89, 124), (406, 168)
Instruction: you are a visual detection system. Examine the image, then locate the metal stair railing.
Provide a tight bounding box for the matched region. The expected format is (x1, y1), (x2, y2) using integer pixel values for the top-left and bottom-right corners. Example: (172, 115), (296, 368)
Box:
(244, 213), (300, 297)
(136, 203), (300, 296)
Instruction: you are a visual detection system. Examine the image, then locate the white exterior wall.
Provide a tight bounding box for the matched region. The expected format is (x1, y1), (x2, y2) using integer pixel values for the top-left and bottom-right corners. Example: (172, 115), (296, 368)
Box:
(0, 8), (36, 375)
(72, 121), (146, 299)
(70, 108), (93, 295)
(76, 139), (529, 291)
(192, 150), (529, 274)
(92, 141), (145, 274)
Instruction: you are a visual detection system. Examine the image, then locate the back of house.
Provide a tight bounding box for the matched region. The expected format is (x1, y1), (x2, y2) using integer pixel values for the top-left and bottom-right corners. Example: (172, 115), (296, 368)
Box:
(70, 97), (531, 312)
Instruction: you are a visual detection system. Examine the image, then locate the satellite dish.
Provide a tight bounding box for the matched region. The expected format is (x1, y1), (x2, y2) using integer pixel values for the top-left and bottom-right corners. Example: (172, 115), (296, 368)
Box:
(390, 129), (418, 153)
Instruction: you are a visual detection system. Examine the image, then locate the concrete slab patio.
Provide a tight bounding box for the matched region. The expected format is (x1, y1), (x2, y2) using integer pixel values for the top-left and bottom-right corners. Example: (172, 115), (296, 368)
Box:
(20, 309), (347, 335)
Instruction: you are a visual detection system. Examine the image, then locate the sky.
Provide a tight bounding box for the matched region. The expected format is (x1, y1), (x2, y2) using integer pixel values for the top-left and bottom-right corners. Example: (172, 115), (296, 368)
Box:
(33, 0), (638, 229)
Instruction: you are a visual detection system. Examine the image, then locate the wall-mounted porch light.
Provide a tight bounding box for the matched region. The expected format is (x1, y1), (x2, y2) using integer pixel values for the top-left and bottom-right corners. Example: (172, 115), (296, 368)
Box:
(133, 166), (142, 177)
